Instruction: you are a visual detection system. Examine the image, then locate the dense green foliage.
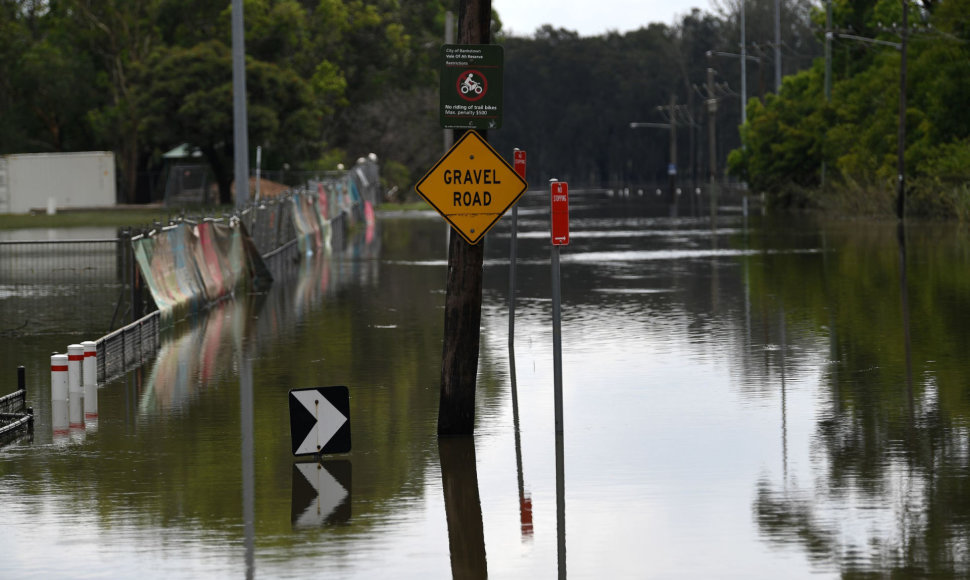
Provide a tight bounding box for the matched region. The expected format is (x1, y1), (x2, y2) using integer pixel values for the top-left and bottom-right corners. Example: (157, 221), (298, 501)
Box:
(729, 0), (970, 217)
(493, 0), (822, 189)
(1, 0), (450, 204)
(1, 0), (828, 204)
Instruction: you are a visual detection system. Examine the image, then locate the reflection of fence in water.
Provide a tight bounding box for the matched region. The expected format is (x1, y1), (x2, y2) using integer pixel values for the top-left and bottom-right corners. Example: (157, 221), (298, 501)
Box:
(5, 160), (382, 389)
(135, 220), (381, 414)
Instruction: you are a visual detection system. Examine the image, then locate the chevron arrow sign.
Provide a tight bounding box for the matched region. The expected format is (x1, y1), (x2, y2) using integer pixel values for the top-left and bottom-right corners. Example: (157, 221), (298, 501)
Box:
(288, 386), (351, 456)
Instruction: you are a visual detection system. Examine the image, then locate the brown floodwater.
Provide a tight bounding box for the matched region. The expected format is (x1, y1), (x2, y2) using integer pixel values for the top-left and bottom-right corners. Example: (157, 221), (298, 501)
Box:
(2, 193), (970, 578)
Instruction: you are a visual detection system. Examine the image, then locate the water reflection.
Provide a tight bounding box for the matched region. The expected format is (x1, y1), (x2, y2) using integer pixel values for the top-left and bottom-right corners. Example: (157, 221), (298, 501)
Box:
(508, 346), (534, 540)
(240, 345), (255, 580)
(438, 437), (487, 579)
(291, 461), (352, 527)
(9, 199), (970, 576)
(749, 219), (970, 576)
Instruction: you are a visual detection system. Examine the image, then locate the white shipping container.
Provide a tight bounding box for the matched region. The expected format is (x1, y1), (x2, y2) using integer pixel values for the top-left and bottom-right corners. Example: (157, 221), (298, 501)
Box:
(0, 151), (116, 214)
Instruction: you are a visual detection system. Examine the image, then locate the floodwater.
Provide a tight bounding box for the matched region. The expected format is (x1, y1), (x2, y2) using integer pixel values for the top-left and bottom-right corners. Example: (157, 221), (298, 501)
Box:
(2, 193), (970, 578)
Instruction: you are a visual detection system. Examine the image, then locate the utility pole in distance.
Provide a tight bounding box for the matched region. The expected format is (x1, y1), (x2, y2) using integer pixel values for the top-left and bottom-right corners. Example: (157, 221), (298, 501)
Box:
(896, 0), (908, 221)
(707, 64), (718, 222)
(437, 0), (491, 436)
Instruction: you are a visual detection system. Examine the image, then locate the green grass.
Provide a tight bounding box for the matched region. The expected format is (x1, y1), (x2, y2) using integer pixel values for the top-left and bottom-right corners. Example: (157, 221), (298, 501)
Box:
(0, 201), (429, 231)
(378, 200), (433, 212)
(0, 206), (229, 231)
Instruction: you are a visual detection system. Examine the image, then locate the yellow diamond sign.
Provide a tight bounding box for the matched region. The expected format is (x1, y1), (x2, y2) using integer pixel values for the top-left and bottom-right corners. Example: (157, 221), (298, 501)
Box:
(415, 130), (528, 245)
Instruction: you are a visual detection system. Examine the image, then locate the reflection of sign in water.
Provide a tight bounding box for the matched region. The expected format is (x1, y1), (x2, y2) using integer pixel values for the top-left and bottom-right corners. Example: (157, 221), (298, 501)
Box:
(288, 386), (351, 456)
(291, 461), (351, 527)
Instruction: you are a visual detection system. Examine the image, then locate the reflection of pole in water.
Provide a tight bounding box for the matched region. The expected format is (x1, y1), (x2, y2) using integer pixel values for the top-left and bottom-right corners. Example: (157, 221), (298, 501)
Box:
(897, 222), (914, 415)
(744, 250), (751, 350)
(439, 437), (487, 578)
(556, 431), (566, 579)
(240, 354), (255, 580)
(509, 347), (533, 538)
(780, 307), (787, 483)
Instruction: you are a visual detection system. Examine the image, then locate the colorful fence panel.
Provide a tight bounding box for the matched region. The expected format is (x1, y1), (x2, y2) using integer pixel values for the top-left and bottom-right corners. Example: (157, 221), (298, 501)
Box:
(132, 219), (270, 320)
(130, 158), (378, 322)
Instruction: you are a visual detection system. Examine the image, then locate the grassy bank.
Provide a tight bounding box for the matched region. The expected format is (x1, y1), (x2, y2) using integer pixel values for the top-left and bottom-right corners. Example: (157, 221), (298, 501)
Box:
(0, 201), (431, 232)
(0, 206), (223, 231)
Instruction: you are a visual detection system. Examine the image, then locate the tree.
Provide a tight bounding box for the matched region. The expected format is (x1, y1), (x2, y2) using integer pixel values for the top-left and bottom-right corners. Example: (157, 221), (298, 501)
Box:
(0, 1), (100, 153)
(139, 40), (323, 204)
(730, 0), (970, 215)
(68, 0), (161, 203)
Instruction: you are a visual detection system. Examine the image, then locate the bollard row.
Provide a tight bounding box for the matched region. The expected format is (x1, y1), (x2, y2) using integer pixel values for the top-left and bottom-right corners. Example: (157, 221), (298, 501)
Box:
(50, 341), (100, 440)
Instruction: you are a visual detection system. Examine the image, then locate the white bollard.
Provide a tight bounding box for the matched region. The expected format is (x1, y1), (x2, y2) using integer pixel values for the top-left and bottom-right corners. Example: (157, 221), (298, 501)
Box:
(81, 341), (97, 388)
(51, 354), (69, 438)
(82, 341), (98, 422)
(50, 354), (68, 401)
(67, 344), (84, 429)
(67, 344), (84, 395)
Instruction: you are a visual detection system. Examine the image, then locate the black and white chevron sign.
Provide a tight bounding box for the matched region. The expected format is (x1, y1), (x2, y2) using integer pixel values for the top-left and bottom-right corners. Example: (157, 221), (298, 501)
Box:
(288, 386), (351, 456)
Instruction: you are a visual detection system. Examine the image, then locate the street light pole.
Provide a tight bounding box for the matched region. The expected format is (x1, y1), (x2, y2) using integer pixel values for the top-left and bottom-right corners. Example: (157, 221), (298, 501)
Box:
(741, 0), (747, 124)
(708, 65), (718, 223)
(669, 95), (677, 204)
(774, 0), (782, 92)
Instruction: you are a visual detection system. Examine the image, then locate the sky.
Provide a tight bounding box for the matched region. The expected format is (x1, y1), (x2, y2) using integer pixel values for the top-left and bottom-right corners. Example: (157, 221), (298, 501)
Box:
(492, 0), (716, 38)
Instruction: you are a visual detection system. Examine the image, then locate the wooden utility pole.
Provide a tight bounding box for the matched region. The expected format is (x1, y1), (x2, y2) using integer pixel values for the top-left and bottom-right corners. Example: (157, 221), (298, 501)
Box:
(896, 0), (908, 221)
(438, 0), (491, 436)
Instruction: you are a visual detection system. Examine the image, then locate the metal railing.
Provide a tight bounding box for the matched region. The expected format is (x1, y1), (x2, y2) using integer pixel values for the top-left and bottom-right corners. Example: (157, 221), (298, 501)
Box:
(5, 162), (377, 389)
(0, 367), (32, 446)
(97, 311), (161, 384)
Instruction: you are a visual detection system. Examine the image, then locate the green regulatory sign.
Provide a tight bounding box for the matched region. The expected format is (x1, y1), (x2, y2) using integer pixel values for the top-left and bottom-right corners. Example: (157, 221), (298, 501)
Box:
(439, 44), (503, 130)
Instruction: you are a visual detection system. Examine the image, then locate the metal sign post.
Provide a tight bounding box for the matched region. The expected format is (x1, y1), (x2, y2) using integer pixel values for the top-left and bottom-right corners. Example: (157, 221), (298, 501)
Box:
(510, 149), (526, 347)
(550, 180), (569, 434)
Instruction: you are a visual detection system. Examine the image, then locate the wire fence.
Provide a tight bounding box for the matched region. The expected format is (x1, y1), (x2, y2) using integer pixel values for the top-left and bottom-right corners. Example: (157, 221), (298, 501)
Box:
(97, 311), (161, 384)
(0, 238), (124, 284)
(94, 160), (377, 383)
(3, 159), (380, 415)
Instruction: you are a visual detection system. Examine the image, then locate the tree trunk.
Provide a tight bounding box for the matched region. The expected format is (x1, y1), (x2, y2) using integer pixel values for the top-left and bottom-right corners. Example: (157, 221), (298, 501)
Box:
(204, 145), (233, 206)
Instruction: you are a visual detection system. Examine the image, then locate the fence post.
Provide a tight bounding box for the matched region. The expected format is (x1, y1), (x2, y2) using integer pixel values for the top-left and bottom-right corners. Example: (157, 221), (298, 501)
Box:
(129, 233), (144, 323)
(18, 365), (25, 393)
